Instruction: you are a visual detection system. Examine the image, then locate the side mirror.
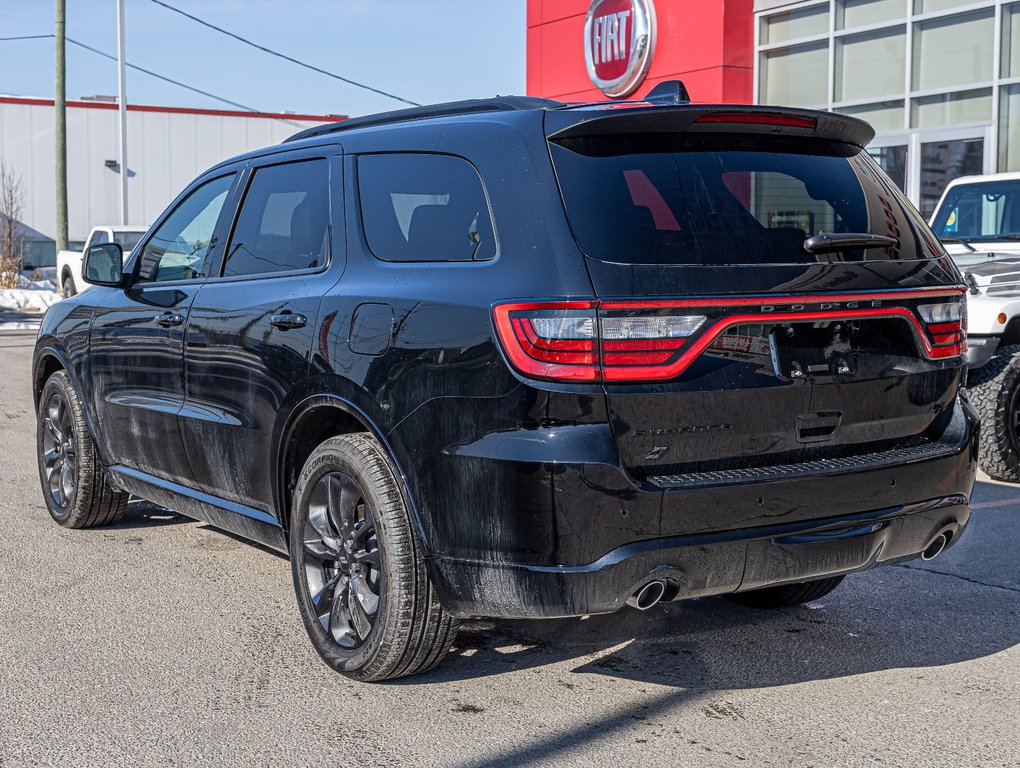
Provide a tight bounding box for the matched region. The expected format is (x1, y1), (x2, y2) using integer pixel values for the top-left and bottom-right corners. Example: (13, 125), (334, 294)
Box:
(83, 243), (124, 286)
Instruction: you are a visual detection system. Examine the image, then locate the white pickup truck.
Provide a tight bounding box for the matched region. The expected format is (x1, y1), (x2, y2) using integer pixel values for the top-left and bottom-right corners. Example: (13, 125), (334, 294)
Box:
(57, 225), (147, 296)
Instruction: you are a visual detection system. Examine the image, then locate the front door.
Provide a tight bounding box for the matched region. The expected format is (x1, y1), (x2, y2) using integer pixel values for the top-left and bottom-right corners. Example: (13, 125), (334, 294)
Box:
(89, 171), (239, 484)
(180, 150), (342, 515)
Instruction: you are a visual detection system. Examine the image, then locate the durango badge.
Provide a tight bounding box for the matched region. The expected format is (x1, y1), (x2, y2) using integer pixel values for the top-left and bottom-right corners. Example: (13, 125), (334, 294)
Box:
(584, 0), (657, 98)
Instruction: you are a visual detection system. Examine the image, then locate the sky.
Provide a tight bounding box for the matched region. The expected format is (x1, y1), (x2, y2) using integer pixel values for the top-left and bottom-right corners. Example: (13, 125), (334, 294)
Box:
(0, 0), (527, 118)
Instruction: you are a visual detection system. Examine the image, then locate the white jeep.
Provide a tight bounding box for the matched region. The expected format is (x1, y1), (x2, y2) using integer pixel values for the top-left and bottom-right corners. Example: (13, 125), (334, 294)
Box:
(931, 171), (1020, 480)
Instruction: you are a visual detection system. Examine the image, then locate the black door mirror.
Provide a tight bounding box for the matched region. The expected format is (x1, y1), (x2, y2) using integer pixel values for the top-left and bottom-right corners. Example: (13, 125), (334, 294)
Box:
(83, 243), (124, 286)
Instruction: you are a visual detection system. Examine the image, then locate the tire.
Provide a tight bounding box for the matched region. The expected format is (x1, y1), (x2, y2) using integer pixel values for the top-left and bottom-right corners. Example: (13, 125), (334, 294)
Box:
(725, 575), (845, 609)
(289, 433), (458, 682)
(36, 370), (128, 528)
(62, 274), (77, 297)
(967, 343), (1020, 482)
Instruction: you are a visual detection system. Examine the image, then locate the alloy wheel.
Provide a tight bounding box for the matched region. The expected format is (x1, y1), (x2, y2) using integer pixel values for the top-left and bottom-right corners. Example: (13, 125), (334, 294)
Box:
(301, 471), (382, 649)
(41, 392), (77, 510)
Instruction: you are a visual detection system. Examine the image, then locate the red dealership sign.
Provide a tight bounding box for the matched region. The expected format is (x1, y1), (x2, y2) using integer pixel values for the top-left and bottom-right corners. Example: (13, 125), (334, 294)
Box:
(584, 0), (657, 98)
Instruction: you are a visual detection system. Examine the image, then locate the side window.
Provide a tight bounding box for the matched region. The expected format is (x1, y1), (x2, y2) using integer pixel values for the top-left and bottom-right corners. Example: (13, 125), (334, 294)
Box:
(358, 153), (496, 262)
(222, 158), (330, 277)
(136, 174), (234, 283)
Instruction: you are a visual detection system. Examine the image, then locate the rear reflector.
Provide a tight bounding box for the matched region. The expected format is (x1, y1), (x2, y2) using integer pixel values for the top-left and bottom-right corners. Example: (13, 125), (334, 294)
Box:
(493, 293), (966, 383)
(694, 113), (818, 129)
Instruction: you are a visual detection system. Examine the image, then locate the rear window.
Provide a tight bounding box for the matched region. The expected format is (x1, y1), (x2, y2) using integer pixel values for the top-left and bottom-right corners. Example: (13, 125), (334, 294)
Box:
(550, 135), (930, 265)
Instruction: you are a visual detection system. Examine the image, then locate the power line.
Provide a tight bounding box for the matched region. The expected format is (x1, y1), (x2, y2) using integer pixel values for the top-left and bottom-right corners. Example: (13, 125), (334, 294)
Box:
(146, 0), (421, 107)
(0, 32), (305, 127)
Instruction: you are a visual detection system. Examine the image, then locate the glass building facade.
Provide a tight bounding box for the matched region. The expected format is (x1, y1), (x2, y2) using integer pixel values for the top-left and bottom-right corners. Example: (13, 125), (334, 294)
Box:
(755, 0), (1020, 217)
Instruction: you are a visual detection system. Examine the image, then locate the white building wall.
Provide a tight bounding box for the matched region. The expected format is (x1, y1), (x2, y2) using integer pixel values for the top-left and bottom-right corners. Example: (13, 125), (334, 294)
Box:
(0, 97), (332, 246)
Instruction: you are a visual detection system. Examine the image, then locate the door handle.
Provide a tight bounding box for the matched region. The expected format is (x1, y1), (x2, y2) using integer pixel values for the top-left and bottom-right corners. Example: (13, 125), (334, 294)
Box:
(154, 312), (184, 328)
(269, 313), (307, 330)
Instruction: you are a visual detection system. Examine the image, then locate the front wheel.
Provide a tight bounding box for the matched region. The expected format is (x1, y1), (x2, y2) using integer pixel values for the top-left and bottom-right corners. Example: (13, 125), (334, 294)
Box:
(36, 370), (128, 527)
(61, 274), (77, 297)
(725, 575), (845, 609)
(967, 343), (1020, 482)
(289, 433), (458, 681)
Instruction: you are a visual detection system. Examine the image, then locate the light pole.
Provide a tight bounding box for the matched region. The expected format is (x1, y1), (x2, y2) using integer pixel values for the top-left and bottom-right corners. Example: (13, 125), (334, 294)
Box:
(116, 0), (128, 225)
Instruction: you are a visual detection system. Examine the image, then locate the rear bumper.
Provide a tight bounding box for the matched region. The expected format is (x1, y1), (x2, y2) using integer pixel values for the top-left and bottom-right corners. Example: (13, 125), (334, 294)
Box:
(431, 497), (971, 618)
(426, 396), (979, 619)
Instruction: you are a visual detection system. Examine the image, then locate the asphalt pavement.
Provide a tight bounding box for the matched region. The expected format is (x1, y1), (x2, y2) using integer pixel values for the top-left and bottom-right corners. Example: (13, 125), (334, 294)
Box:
(0, 330), (1017, 767)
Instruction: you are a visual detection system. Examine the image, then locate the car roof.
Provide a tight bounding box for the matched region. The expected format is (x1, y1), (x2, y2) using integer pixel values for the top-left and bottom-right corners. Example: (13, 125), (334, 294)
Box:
(943, 171), (1020, 190)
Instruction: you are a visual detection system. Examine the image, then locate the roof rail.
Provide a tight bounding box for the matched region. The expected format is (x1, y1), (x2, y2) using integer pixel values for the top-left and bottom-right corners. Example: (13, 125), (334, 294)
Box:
(284, 95), (561, 143)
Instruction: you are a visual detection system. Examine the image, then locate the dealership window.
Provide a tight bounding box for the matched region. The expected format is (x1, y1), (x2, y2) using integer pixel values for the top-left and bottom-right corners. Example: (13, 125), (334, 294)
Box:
(913, 0), (975, 14)
(837, 0), (904, 31)
(1003, 3), (1020, 77)
(760, 43), (828, 107)
(760, 3), (827, 44)
(836, 100), (906, 133)
(835, 27), (906, 102)
(912, 89), (992, 129)
(358, 154), (496, 262)
(912, 11), (994, 92)
(1000, 85), (1020, 171)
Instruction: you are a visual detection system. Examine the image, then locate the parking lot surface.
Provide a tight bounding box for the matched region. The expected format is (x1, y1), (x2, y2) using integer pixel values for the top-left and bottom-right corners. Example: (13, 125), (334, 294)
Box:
(0, 330), (1017, 767)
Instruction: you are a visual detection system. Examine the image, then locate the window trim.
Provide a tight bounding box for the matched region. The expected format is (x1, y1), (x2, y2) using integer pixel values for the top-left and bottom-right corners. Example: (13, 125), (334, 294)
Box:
(354, 150), (500, 264)
(209, 150), (337, 283)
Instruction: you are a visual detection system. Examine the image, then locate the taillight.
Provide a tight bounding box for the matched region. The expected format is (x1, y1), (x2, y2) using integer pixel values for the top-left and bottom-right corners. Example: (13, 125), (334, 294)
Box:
(494, 292), (967, 384)
(493, 302), (599, 381)
(492, 302), (704, 382)
(918, 302), (967, 358)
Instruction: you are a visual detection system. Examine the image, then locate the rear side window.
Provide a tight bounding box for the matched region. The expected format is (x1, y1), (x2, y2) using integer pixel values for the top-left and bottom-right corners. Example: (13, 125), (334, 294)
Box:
(550, 135), (931, 265)
(223, 158), (330, 277)
(357, 153), (496, 262)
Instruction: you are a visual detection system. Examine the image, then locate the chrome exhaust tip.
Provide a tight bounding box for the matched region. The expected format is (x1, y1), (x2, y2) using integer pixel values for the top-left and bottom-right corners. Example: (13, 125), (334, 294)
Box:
(921, 531), (950, 561)
(627, 579), (667, 611)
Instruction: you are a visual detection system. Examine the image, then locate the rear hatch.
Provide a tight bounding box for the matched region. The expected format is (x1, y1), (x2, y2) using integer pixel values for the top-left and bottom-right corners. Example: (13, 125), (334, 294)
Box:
(541, 106), (966, 485)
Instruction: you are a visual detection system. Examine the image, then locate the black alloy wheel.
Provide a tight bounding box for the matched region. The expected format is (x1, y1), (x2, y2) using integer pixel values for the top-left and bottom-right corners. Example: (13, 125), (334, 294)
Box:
(301, 471), (382, 649)
(36, 370), (128, 528)
(290, 433), (458, 681)
(41, 390), (77, 511)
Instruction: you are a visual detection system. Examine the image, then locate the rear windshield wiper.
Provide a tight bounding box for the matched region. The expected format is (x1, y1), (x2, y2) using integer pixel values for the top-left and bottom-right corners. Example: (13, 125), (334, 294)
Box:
(802, 232), (899, 254)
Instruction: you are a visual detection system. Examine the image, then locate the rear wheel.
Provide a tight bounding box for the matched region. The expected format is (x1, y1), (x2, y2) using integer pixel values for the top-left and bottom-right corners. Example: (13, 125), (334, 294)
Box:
(61, 274), (77, 297)
(36, 370), (128, 528)
(967, 344), (1020, 482)
(725, 575), (845, 609)
(289, 433), (458, 681)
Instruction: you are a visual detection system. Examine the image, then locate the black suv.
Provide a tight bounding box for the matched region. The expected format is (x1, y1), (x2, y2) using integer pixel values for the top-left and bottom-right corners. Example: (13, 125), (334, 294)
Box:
(33, 83), (978, 681)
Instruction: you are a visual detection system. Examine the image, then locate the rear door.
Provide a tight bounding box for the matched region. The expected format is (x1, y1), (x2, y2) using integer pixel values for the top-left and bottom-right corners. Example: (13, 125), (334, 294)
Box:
(546, 118), (965, 493)
(180, 147), (342, 515)
(89, 171), (239, 484)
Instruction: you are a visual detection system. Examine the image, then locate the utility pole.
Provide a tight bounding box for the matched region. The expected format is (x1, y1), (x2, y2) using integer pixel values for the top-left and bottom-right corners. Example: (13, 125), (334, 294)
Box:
(116, 0), (128, 225)
(54, 0), (68, 253)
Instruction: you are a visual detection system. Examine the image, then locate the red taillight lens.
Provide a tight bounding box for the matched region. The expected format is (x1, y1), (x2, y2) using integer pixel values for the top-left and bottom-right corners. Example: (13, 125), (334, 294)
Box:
(493, 302), (599, 381)
(917, 302), (967, 358)
(694, 112), (817, 129)
(493, 302), (704, 382)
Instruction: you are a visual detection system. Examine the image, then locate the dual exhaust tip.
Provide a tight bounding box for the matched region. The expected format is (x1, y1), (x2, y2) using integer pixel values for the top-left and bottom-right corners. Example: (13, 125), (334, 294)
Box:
(627, 526), (955, 609)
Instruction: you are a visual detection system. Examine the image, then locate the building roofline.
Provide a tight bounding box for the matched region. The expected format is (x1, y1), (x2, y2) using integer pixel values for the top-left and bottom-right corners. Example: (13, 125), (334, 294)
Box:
(0, 95), (344, 123)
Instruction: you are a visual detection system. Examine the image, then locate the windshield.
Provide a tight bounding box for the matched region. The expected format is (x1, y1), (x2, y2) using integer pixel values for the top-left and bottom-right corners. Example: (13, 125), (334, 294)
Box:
(550, 135), (933, 265)
(930, 181), (1020, 241)
(113, 231), (146, 252)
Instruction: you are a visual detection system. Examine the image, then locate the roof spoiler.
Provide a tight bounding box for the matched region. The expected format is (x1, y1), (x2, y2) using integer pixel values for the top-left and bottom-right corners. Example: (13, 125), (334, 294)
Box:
(546, 104), (875, 148)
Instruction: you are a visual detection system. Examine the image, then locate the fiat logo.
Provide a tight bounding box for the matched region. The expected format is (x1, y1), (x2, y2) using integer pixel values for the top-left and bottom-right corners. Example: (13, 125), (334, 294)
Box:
(584, 0), (657, 98)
